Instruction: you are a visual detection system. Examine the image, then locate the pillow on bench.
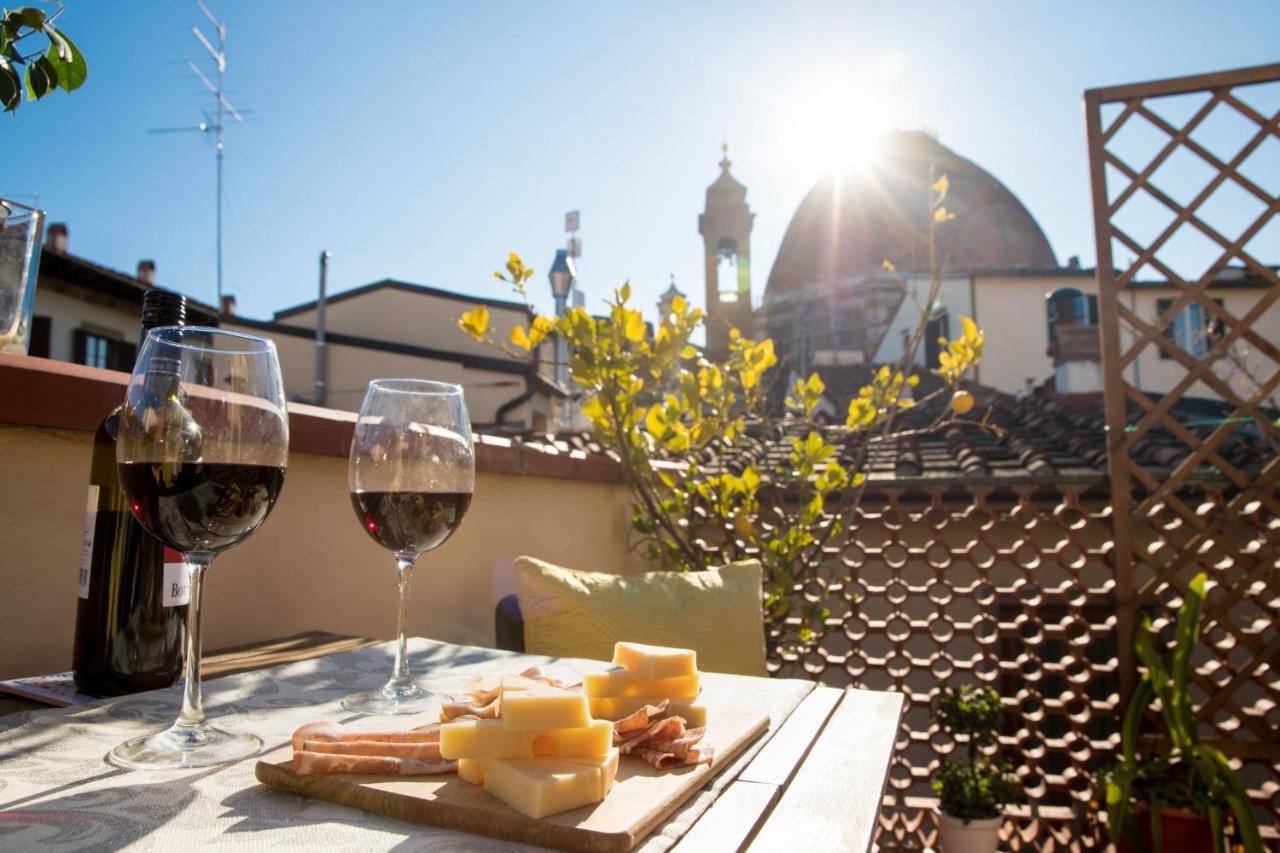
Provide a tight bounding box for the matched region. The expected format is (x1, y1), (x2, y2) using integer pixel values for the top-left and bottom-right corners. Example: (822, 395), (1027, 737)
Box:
(512, 556), (768, 677)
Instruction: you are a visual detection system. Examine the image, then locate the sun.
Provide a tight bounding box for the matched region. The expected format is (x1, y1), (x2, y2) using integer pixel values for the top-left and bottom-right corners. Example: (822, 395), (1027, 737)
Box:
(789, 88), (895, 175)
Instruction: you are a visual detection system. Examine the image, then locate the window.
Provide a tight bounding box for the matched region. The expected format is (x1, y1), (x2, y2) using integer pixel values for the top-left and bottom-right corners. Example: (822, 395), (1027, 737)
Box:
(72, 329), (136, 371)
(1046, 288), (1097, 344)
(1156, 297), (1225, 359)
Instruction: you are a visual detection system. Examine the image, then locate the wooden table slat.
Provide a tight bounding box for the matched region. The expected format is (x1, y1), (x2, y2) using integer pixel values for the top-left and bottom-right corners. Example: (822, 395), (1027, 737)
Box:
(668, 780), (779, 853)
(737, 685), (843, 787)
(745, 687), (904, 853)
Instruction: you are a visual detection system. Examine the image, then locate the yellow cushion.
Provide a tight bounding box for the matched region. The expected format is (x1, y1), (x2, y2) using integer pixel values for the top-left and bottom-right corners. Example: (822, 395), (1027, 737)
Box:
(512, 557), (768, 677)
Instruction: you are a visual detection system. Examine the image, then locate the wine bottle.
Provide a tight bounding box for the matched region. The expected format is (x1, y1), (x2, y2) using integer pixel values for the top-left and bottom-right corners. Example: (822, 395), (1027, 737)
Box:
(72, 290), (190, 695)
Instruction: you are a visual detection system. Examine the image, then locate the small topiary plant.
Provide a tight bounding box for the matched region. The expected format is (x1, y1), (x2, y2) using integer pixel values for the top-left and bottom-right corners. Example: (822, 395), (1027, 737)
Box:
(931, 684), (1023, 822)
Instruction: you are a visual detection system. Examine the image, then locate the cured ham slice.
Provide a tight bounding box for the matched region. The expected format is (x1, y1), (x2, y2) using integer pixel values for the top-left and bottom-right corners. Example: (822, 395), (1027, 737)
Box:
(293, 751), (456, 776)
(613, 700), (669, 734)
(444, 666), (580, 722)
(290, 721), (441, 753)
(301, 739), (444, 761)
(440, 697), (499, 722)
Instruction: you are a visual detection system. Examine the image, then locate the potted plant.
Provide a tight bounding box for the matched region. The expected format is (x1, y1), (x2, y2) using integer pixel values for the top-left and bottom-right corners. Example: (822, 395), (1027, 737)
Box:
(1099, 572), (1263, 852)
(931, 684), (1022, 853)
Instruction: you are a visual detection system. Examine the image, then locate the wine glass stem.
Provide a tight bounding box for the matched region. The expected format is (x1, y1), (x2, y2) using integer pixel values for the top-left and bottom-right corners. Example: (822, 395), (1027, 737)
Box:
(389, 555), (416, 689)
(176, 555), (211, 730)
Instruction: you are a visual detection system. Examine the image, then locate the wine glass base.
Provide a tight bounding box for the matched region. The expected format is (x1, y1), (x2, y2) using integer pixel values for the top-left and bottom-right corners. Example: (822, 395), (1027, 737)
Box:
(108, 723), (263, 770)
(342, 683), (453, 716)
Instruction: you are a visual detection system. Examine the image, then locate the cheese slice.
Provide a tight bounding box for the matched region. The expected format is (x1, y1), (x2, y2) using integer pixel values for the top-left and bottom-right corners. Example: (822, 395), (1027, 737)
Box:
(582, 670), (701, 699)
(558, 747), (621, 797)
(457, 757), (484, 784)
(612, 642), (698, 680)
(500, 687), (591, 732)
(481, 757), (607, 819)
(440, 719), (612, 760)
(588, 696), (708, 728)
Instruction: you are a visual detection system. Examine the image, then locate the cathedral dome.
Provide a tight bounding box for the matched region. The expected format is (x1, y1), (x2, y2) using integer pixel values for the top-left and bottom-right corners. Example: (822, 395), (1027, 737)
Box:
(763, 131), (1057, 303)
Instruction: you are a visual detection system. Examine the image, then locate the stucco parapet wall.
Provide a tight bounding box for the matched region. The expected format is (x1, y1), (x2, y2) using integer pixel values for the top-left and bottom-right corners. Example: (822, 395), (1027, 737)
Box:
(0, 354), (623, 484)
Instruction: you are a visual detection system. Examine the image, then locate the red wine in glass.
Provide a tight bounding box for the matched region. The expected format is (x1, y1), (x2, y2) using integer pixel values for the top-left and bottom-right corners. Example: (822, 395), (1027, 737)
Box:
(343, 378), (475, 716)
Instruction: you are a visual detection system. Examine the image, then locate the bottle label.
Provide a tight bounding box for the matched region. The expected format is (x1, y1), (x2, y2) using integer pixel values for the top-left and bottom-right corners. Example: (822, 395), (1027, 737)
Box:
(78, 485), (99, 599)
(163, 549), (190, 607)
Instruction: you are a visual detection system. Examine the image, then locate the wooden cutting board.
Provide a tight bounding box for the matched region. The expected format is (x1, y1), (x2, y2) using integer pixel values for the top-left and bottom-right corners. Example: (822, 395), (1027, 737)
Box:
(255, 684), (769, 853)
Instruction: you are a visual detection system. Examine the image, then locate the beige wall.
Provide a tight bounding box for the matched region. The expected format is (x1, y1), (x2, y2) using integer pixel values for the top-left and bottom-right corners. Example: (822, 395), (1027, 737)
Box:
(972, 274), (1280, 401)
(279, 288), (530, 362)
(32, 281), (140, 363)
(0, 423), (645, 680)
(971, 274), (1093, 395)
(223, 320), (535, 423)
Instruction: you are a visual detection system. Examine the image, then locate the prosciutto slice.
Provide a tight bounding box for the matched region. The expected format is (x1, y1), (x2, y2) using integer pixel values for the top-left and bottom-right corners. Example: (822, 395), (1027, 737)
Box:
(301, 739), (444, 761)
(293, 751), (456, 776)
(290, 721), (441, 753)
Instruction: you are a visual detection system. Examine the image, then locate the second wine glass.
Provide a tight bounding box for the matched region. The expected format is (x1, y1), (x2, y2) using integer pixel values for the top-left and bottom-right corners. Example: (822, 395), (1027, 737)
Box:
(344, 379), (475, 715)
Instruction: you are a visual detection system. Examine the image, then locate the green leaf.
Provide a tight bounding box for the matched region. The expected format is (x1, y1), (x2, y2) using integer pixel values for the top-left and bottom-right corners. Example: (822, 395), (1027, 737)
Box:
(619, 281), (632, 303)
(43, 23), (70, 61)
(1171, 572), (1205, 737)
(15, 8), (47, 28)
(44, 28), (86, 92)
(24, 54), (53, 100)
(0, 59), (19, 112)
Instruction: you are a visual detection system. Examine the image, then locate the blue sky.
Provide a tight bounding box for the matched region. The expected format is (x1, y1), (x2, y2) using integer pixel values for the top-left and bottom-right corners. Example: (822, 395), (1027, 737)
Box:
(3, 1), (1278, 329)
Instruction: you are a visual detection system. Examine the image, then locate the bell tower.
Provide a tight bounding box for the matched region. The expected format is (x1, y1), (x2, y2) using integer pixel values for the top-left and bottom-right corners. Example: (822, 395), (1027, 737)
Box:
(698, 144), (755, 359)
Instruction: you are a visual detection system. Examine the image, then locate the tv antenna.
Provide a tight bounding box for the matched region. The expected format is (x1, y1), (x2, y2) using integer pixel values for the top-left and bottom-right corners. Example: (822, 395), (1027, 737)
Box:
(147, 0), (247, 307)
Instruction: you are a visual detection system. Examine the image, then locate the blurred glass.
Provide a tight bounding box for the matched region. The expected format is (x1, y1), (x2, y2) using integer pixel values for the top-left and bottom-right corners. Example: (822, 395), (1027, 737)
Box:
(0, 199), (45, 355)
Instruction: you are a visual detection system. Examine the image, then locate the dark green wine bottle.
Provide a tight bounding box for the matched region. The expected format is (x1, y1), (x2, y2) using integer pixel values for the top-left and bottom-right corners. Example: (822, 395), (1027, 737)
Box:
(72, 290), (190, 695)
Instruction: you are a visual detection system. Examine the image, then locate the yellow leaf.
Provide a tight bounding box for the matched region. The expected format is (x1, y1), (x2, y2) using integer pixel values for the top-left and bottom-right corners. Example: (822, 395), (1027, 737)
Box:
(458, 306), (489, 339)
(882, 259), (895, 273)
(671, 295), (687, 315)
(508, 325), (532, 351)
(620, 281), (632, 303)
(580, 395), (604, 423)
(961, 315), (978, 341)
(680, 345), (697, 359)
(806, 372), (825, 396)
(528, 314), (557, 346)
(933, 206), (949, 224)
(645, 404), (667, 438)
(932, 174), (949, 199)
(624, 310), (646, 342)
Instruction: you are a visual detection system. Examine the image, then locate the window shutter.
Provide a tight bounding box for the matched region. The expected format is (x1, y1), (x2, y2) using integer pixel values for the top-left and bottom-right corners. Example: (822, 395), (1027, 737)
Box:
(72, 328), (88, 365)
(28, 316), (50, 358)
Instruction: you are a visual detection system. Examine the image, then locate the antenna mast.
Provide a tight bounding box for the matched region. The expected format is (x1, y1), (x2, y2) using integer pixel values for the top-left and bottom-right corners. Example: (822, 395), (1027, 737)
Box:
(149, 0), (245, 306)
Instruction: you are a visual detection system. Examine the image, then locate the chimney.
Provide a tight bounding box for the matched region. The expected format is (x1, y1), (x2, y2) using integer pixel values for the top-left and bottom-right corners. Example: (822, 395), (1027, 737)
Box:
(1052, 311), (1103, 408)
(1067, 255), (1081, 270)
(136, 260), (156, 285)
(220, 294), (237, 316)
(46, 223), (68, 252)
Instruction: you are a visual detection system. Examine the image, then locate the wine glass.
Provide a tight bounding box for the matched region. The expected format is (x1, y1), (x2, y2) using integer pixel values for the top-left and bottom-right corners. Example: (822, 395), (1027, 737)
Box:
(110, 327), (289, 769)
(344, 379), (475, 715)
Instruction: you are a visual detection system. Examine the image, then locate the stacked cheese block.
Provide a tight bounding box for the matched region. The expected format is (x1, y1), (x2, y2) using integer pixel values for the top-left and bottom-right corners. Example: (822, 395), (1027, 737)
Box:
(440, 675), (620, 819)
(584, 642), (707, 728)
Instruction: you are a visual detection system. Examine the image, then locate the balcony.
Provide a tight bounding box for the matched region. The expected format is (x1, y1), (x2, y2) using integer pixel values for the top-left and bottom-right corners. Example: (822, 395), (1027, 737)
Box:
(2, 352), (1275, 850)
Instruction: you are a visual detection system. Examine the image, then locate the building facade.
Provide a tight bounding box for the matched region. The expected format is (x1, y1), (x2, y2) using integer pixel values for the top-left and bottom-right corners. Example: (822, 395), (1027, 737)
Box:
(26, 226), (564, 432)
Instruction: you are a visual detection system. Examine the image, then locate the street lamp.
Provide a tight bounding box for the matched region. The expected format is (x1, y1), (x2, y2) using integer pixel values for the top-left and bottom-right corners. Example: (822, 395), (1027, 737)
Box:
(548, 248), (576, 431)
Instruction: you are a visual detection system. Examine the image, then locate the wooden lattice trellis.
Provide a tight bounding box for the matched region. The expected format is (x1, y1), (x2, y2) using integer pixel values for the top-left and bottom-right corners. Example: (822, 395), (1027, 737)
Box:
(1085, 63), (1280, 836)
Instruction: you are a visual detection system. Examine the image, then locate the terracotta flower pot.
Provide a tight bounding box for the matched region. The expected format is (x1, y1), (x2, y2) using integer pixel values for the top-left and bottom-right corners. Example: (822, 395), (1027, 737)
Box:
(936, 811), (1001, 853)
(1117, 806), (1216, 853)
